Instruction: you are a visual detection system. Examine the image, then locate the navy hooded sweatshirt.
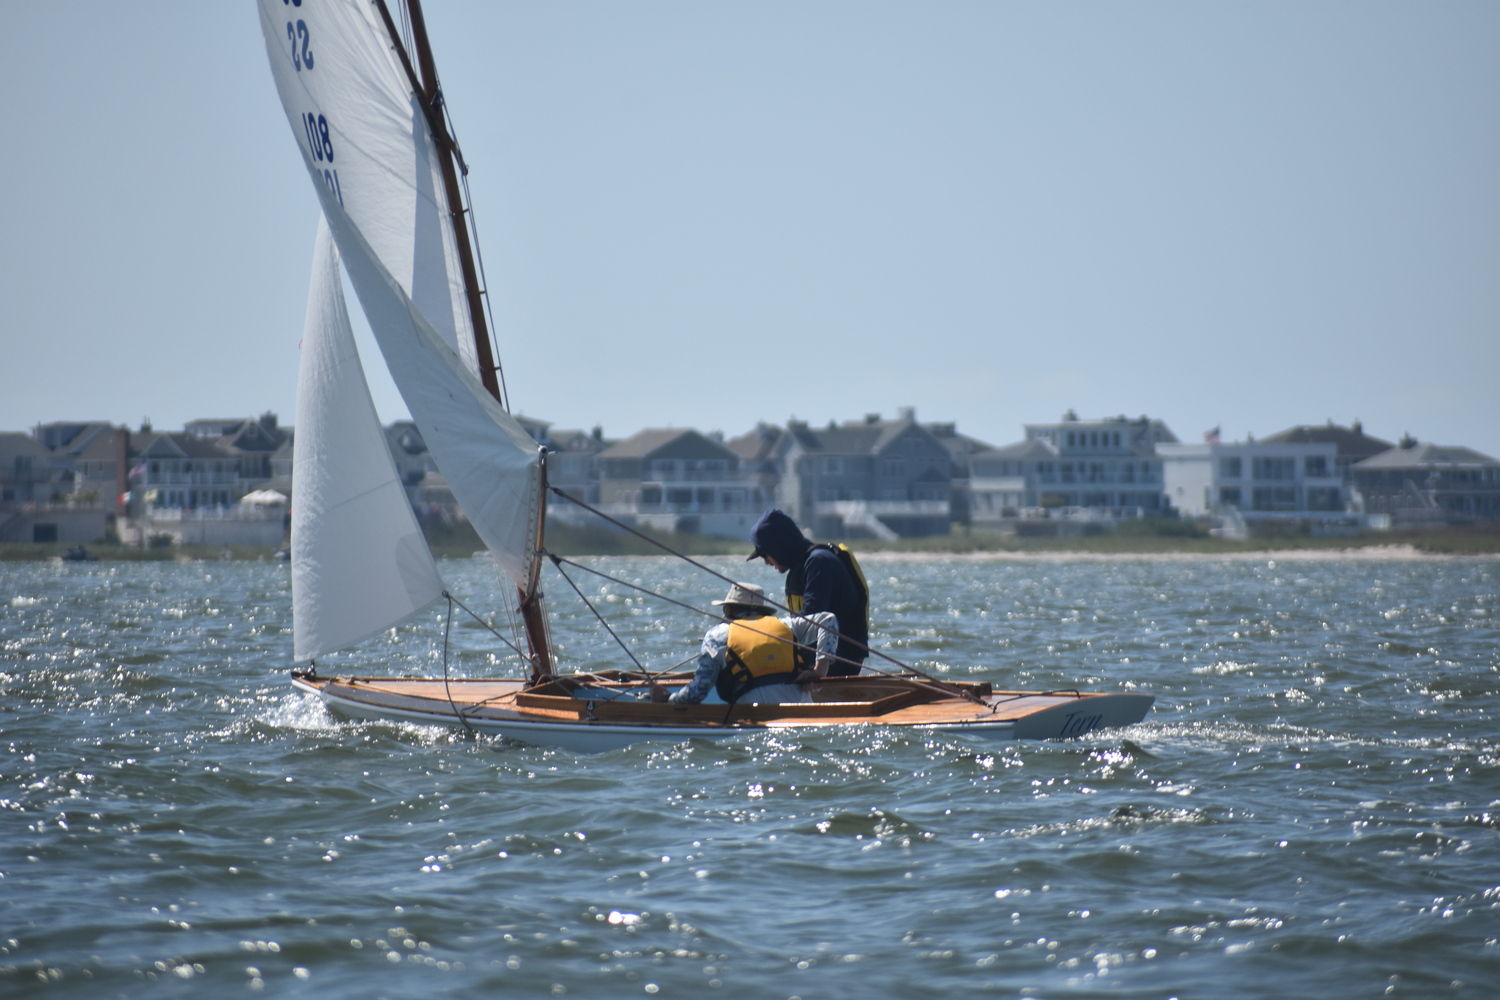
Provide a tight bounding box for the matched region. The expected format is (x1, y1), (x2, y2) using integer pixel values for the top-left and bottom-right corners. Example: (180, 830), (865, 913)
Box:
(748, 509), (867, 675)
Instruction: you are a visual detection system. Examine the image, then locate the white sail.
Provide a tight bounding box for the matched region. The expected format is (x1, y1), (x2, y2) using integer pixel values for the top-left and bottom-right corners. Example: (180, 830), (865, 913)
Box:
(257, 0), (474, 368)
(319, 195), (544, 590)
(292, 217), (444, 662)
(259, 0), (543, 592)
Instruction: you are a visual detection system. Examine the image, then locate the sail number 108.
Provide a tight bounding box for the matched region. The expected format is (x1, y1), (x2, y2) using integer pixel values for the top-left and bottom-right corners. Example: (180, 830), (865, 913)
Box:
(301, 111), (344, 207)
(302, 113), (334, 163)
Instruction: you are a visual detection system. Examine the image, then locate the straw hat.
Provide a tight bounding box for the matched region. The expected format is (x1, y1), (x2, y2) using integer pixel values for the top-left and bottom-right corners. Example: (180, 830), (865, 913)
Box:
(711, 582), (773, 613)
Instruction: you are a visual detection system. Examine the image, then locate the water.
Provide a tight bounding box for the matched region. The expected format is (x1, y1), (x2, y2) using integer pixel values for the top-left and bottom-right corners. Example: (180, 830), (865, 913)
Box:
(3, 553), (1498, 998)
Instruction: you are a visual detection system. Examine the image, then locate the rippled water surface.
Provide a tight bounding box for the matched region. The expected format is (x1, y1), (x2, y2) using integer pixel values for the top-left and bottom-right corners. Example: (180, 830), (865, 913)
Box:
(3, 554), (1498, 998)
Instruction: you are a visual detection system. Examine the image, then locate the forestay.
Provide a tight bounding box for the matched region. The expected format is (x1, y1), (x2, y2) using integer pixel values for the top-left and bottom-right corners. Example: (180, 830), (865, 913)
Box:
(292, 218), (444, 661)
(258, 0), (542, 591)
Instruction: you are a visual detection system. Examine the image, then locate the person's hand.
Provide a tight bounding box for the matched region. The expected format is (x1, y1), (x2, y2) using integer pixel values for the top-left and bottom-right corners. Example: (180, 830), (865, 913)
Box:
(648, 683), (669, 703)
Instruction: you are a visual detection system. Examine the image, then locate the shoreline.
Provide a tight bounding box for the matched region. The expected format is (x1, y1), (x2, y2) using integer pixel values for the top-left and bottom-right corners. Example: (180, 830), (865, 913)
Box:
(851, 543), (1499, 562)
(5, 537), (1499, 564)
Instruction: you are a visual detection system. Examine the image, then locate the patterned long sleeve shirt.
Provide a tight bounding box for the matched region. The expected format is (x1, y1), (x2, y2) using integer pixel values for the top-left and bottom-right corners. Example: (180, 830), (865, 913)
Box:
(669, 611), (838, 705)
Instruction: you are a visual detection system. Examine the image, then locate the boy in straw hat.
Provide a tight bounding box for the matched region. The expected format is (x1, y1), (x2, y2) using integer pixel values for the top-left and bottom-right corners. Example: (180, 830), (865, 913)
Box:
(650, 582), (838, 705)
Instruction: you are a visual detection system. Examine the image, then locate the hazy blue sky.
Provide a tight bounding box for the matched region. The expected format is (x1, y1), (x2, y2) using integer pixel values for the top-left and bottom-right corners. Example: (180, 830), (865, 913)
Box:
(3, 2), (1496, 455)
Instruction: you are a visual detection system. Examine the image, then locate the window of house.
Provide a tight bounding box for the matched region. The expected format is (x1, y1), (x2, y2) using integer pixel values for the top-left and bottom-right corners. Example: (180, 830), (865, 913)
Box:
(1219, 457), (1242, 478)
(1219, 486), (1241, 506)
(1304, 455), (1328, 478)
(640, 486), (662, 505)
(1252, 457), (1296, 480)
(881, 458), (905, 477)
(822, 457), (843, 475)
(1252, 485), (1298, 510)
(1307, 486), (1341, 511)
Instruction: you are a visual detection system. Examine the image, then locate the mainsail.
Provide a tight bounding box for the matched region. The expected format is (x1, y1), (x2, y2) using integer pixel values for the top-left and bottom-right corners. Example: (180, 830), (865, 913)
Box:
(258, 0), (544, 595)
(292, 218), (444, 661)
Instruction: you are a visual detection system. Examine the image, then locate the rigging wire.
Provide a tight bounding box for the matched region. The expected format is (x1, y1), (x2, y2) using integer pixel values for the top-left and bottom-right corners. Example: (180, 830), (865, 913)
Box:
(398, 1), (413, 54)
(442, 589), (530, 664)
(419, 56), (511, 413)
(455, 165), (512, 412)
(547, 552), (851, 673)
(546, 555), (648, 676)
(371, 2), (975, 706)
(378, 1), (511, 412)
(439, 593), (475, 733)
(545, 488), (978, 700)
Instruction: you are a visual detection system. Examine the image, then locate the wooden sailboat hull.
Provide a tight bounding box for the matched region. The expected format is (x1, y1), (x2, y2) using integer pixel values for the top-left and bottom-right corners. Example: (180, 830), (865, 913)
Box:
(291, 673), (1154, 753)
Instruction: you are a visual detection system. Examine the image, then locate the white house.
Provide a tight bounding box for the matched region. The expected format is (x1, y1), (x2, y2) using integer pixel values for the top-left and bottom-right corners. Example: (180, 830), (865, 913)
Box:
(1159, 438), (1346, 522)
(967, 413), (1177, 524)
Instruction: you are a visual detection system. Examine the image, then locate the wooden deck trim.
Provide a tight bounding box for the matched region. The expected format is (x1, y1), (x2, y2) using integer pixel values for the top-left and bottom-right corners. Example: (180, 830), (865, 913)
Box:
(302, 674), (1134, 732)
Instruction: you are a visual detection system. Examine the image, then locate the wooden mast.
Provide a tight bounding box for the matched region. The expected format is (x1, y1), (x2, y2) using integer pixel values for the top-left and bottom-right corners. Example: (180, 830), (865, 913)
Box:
(401, 0), (501, 402)
(379, 0), (554, 679)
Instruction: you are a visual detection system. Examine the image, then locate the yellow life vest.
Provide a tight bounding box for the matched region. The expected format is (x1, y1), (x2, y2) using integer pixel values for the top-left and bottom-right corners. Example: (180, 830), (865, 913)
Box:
(717, 616), (803, 703)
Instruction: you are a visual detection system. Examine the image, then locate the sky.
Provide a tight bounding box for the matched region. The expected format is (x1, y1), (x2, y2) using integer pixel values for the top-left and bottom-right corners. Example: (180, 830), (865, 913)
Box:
(2, 1), (1496, 456)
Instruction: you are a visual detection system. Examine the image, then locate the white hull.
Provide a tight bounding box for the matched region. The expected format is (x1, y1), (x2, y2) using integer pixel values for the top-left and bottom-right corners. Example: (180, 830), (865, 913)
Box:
(292, 675), (1153, 754)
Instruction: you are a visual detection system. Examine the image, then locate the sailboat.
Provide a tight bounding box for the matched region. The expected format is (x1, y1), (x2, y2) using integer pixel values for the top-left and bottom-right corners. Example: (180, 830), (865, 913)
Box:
(259, 0), (1153, 753)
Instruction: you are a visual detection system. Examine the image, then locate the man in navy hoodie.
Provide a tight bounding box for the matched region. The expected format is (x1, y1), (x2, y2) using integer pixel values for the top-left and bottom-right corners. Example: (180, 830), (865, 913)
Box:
(747, 509), (868, 676)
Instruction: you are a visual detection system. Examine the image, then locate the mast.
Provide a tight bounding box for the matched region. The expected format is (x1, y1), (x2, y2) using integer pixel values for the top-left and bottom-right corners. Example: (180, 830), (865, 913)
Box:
(396, 0), (502, 403)
(378, 0), (554, 677)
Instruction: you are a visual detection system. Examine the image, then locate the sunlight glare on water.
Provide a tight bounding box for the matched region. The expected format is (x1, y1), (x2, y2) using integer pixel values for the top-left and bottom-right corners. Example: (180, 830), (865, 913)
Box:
(1, 554), (1497, 997)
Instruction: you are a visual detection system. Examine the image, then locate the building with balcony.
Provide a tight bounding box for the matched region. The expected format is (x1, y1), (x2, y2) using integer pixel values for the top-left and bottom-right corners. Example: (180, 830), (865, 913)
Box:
(132, 432), (245, 509)
(966, 439), (1064, 524)
(1158, 437), (1347, 524)
(769, 410), (953, 539)
(1, 432), (56, 504)
(544, 426), (611, 523)
(1352, 439), (1500, 525)
(924, 419), (998, 526)
(129, 414), (291, 510)
(1258, 421), (1393, 483)
(0, 432), (99, 543)
(597, 429), (764, 537)
(34, 421), (130, 505)
(967, 413), (1177, 526)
